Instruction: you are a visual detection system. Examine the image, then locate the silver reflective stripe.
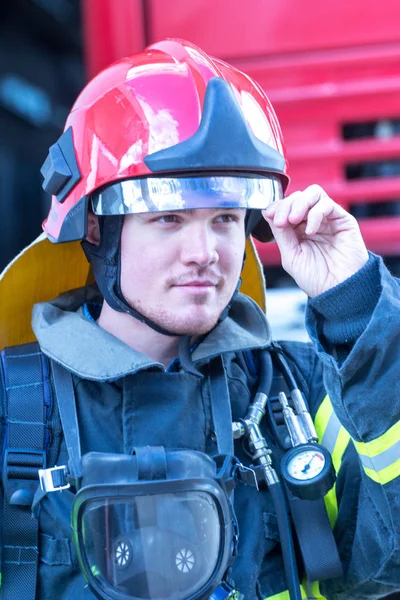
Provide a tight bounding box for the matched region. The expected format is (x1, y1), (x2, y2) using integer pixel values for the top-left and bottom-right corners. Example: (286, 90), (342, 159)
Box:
(321, 409), (341, 455)
(358, 438), (400, 472)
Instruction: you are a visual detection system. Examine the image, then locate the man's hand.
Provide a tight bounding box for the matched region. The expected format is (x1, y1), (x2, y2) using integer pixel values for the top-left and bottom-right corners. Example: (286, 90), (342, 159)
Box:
(262, 185), (369, 298)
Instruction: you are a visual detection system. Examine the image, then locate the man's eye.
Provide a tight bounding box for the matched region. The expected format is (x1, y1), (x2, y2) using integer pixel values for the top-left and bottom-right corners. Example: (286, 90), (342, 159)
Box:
(215, 213), (239, 223)
(158, 214), (179, 223)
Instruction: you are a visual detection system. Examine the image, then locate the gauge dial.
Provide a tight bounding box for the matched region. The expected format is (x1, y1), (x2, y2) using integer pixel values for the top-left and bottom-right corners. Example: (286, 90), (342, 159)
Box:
(287, 449), (326, 481)
(281, 443), (336, 500)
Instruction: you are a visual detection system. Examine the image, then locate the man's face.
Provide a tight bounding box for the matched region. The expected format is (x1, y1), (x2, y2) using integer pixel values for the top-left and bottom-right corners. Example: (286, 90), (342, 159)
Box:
(120, 208), (246, 335)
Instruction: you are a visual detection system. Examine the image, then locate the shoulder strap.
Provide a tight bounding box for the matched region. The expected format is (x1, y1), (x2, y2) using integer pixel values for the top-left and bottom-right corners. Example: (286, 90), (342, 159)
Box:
(209, 355), (234, 456)
(0, 342), (51, 600)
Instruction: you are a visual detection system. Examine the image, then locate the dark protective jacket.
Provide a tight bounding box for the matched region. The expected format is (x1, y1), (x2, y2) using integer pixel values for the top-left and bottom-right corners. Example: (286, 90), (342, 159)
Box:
(1, 253), (399, 599)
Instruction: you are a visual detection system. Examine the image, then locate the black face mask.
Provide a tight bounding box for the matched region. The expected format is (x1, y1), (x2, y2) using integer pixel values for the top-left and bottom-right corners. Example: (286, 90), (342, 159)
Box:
(41, 448), (240, 600)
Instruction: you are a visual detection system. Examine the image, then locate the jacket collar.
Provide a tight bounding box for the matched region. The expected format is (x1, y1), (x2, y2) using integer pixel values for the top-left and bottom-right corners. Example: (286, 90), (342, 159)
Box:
(32, 285), (271, 381)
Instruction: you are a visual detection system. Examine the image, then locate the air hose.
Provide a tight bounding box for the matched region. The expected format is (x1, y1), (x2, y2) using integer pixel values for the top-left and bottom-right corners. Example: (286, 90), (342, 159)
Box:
(269, 480), (302, 600)
(233, 349), (302, 600)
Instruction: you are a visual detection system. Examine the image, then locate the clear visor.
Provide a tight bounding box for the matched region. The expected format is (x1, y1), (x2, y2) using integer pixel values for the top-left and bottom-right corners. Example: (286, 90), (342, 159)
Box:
(91, 175), (284, 215)
(80, 491), (222, 600)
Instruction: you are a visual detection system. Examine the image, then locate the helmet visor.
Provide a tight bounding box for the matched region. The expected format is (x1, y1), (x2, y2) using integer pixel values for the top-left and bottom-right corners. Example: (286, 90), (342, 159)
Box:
(91, 175), (283, 215)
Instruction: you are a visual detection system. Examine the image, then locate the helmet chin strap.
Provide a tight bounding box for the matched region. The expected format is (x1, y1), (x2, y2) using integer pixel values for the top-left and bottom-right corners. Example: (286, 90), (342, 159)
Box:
(82, 216), (176, 336)
(82, 215), (244, 373)
(245, 209), (263, 237)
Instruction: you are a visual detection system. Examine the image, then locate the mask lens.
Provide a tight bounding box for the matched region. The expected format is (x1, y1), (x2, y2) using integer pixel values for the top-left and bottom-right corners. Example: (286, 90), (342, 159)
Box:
(80, 491), (222, 600)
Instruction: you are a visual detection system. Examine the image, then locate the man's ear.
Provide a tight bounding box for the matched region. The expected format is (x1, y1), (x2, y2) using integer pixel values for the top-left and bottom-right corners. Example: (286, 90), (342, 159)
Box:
(86, 211), (100, 245)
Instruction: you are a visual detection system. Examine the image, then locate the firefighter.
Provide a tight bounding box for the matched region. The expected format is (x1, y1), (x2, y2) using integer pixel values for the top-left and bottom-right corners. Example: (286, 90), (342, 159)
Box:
(0, 39), (399, 600)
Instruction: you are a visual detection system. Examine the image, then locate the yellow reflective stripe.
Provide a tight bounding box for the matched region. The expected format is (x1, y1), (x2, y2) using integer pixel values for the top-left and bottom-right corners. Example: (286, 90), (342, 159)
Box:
(263, 586), (308, 600)
(314, 395), (351, 526)
(361, 458), (400, 485)
(313, 395), (332, 440)
(264, 583), (327, 600)
(353, 420), (400, 484)
(327, 426), (351, 526)
(301, 578), (328, 600)
(354, 419), (400, 456)
(307, 580), (327, 599)
(332, 425), (351, 470)
(322, 485), (338, 529)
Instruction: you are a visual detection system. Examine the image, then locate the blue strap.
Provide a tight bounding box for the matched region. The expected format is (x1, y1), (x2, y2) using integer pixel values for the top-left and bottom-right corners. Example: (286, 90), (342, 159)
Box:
(51, 360), (82, 482)
(288, 494), (343, 580)
(1, 342), (48, 600)
(242, 349), (258, 377)
(134, 446), (167, 481)
(208, 356), (234, 456)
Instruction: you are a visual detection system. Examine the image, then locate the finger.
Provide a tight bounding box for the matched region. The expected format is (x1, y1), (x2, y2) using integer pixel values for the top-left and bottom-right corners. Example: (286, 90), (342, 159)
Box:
(266, 215), (300, 262)
(287, 185), (328, 225)
(305, 197), (335, 235)
(263, 185), (335, 229)
(262, 203), (277, 219)
(268, 191), (304, 227)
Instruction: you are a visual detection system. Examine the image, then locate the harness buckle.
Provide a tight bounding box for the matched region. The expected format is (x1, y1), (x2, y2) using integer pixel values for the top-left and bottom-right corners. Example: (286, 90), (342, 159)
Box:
(210, 582), (244, 599)
(3, 447), (46, 478)
(38, 465), (70, 492)
(2, 447), (47, 506)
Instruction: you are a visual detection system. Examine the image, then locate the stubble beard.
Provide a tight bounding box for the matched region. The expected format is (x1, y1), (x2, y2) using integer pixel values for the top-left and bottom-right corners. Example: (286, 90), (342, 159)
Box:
(143, 303), (221, 336)
(127, 292), (224, 336)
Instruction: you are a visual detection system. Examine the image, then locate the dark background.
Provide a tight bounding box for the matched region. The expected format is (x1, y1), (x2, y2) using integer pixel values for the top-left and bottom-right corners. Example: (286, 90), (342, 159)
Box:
(0, 0), (84, 270)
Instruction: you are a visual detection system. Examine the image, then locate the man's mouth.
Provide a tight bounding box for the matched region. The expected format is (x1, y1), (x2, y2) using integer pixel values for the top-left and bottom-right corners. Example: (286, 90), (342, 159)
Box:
(177, 280), (217, 287)
(171, 278), (220, 295)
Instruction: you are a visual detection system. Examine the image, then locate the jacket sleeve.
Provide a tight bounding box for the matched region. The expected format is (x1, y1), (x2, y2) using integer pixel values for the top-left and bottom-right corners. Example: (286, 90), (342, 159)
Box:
(305, 253), (400, 599)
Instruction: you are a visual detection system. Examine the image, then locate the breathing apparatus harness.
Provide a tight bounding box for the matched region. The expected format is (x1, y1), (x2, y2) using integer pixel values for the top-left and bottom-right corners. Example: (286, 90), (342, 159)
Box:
(1, 194), (340, 600)
(0, 337), (343, 600)
(0, 205), (342, 600)
(8, 339), (341, 600)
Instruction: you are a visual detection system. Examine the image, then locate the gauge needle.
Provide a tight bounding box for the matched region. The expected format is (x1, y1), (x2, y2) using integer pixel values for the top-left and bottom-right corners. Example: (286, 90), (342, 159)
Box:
(301, 455), (316, 473)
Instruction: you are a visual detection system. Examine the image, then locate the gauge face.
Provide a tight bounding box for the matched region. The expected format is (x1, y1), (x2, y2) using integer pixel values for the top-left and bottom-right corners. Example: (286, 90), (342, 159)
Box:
(287, 449), (326, 481)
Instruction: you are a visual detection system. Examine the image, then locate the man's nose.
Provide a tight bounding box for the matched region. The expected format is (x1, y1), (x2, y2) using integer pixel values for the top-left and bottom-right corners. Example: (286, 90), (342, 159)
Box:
(180, 223), (218, 267)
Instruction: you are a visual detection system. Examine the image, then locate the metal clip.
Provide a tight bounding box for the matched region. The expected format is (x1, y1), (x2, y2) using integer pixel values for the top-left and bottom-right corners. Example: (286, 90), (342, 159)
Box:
(210, 582), (244, 599)
(278, 392), (308, 446)
(38, 465), (70, 492)
(237, 463), (259, 490)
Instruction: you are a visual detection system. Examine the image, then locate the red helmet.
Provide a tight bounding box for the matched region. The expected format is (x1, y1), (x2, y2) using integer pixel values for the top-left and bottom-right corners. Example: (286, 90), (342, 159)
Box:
(41, 38), (289, 243)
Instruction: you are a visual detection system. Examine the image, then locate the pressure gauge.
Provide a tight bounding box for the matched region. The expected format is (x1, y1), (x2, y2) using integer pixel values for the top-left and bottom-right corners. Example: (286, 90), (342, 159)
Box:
(280, 443), (336, 501)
